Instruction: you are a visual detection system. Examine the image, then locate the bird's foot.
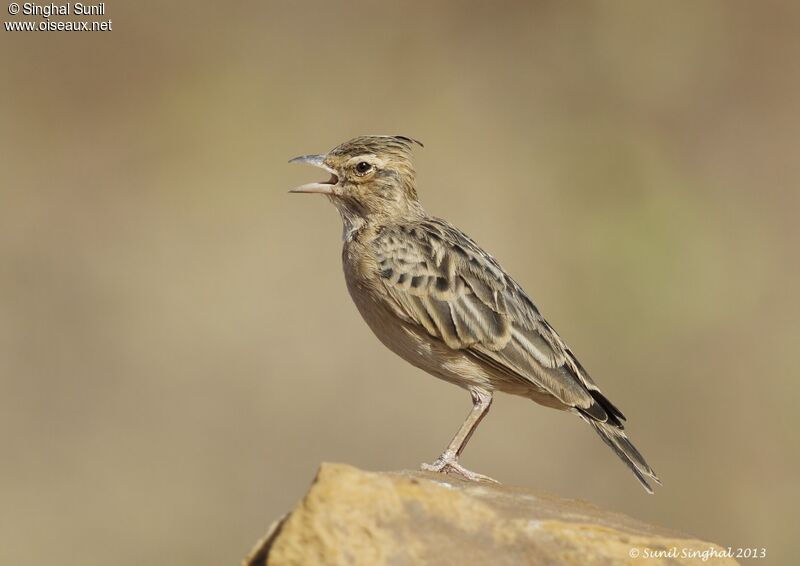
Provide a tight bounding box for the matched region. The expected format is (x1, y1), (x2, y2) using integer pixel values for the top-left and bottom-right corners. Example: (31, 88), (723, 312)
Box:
(420, 454), (499, 483)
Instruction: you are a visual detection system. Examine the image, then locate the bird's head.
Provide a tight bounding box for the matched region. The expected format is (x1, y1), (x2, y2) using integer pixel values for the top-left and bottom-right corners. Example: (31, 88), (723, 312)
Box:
(289, 135), (424, 225)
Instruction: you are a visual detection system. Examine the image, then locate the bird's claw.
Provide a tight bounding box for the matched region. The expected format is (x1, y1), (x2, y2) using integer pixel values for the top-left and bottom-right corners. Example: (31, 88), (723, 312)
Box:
(420, 456), (499, 483)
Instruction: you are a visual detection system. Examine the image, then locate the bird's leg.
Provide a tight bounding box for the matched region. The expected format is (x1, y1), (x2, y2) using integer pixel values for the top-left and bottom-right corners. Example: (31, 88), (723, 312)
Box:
(421, 389), (497, 483)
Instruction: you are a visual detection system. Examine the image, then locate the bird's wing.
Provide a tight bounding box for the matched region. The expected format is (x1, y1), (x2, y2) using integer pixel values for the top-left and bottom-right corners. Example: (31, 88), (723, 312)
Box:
(372, 218), (626, 426)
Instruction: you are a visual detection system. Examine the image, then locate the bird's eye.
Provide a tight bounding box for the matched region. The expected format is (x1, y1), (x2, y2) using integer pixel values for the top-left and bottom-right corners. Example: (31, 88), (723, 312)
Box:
(355, 161), (373, 175)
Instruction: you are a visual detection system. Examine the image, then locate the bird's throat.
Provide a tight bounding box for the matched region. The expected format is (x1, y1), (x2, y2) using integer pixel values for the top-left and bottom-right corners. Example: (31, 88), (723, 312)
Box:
(336, 203), (367, 242)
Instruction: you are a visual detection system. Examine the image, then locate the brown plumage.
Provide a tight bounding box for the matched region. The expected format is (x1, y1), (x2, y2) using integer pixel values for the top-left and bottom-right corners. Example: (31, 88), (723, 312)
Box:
(289, 135), (661, 493)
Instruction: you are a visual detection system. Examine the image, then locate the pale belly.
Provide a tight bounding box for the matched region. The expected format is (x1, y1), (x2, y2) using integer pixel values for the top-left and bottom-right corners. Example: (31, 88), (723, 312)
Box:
(343, 264), (535, 396)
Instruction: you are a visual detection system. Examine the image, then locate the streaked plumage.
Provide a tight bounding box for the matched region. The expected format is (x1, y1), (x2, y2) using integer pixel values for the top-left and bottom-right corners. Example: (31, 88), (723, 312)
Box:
(290, 135), (661, 492)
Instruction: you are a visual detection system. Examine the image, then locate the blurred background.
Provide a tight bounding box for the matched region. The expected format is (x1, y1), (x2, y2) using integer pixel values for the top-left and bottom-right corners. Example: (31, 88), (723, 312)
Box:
(1, 1), (798, 564)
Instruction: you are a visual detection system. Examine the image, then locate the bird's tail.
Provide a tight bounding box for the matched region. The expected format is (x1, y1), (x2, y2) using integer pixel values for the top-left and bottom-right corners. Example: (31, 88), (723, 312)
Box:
(583, 418), (662, 494)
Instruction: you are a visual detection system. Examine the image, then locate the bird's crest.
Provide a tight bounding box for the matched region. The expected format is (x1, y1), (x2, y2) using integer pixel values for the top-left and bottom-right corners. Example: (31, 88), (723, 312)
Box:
(328, 135), (423, 159)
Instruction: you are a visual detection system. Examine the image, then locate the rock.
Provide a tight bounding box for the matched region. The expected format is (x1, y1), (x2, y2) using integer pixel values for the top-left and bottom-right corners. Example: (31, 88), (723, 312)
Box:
(244, 463), (737, 566)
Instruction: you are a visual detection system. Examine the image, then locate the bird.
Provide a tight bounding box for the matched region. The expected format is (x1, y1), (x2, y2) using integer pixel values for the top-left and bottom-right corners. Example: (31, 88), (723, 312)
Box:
(288, 135), (661, 493)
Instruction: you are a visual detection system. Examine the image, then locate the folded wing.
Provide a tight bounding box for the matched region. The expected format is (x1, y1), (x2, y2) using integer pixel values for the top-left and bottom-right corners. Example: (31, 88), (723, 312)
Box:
(373, 218), (625, 427)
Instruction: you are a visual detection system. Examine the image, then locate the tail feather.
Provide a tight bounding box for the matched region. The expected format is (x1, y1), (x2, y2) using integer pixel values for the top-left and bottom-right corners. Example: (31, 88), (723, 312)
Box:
(582, 416), (661, 494)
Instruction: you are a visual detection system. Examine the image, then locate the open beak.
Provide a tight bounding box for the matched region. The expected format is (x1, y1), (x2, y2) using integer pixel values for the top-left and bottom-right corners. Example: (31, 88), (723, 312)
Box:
(288, 154), (339, 195)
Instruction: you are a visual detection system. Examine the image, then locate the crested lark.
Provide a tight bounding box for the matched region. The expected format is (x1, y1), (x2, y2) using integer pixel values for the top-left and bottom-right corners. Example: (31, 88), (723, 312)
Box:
(289, 135), (661, 492)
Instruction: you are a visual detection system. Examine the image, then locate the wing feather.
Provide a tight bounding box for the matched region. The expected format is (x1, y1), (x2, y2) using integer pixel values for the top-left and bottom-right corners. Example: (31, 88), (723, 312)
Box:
(373, 218), (621, 425)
